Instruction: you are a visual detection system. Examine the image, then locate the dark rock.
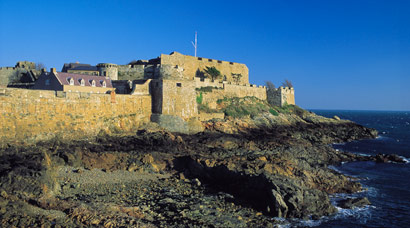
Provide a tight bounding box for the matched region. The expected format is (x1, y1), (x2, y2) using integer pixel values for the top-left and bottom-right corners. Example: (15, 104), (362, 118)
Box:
(375, 153), (406, 163)
(338, 197), (371, 209)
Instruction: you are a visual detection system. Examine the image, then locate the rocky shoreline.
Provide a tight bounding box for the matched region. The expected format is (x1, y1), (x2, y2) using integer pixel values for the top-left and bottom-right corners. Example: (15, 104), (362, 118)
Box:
(2, 109), (402, 227)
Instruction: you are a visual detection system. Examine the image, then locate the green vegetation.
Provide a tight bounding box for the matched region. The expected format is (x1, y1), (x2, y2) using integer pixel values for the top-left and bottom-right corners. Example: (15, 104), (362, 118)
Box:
(204, 66), (221, 81)
(196, 92), (203, 104)
(275, 103), (306, 117)
(269, 108), (279, 116)
(216, 97), (230, 104)
(217, 96), (273, 118)
(198, 103), (214, 113)
(214, 96), (306, 119)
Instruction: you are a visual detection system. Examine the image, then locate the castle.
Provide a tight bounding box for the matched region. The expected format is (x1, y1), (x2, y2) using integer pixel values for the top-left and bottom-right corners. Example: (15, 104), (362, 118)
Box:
(0, 52), (295, 139)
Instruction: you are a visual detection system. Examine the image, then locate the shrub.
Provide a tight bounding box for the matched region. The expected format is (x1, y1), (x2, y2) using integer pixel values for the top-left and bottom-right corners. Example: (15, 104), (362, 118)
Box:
(269, 108), (279, 116)
(204, 66), (221, 81)
(196, 92), (203, 104)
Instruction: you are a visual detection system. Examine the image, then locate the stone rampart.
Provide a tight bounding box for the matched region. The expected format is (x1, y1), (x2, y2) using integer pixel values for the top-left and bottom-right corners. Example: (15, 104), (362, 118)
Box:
(0, 88), (151, 144)
(194, 77), (224, 89)
(195, 80), (267, 110)
(160, 52), (249, 84)
(223, 83), (267, 100)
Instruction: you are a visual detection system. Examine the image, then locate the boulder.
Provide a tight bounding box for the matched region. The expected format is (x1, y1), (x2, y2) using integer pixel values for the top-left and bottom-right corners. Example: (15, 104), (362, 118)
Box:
(338, 197), (371, 209)
(375, 154), (406, 163)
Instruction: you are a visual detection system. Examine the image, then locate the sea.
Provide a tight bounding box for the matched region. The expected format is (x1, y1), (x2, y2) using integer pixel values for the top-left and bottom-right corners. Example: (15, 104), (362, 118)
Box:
(289, 110), (410, 228)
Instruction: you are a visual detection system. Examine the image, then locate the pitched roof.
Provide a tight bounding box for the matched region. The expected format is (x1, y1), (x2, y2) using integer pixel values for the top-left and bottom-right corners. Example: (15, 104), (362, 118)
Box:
(53, 72), (113, 88)
(62, 63), (98, 72)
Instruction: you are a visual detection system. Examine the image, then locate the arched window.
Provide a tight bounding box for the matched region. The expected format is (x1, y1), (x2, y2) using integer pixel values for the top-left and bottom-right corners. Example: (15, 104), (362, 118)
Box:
(68, 78), (74, 85)
(79, 78), (85, 86)
(102, 81), (106, 88)
(90, 80), (96, 87)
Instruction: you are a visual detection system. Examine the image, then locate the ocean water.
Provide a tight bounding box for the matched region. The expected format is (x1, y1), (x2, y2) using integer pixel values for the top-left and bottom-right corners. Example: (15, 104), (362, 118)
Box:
(308, 110), (410, 228)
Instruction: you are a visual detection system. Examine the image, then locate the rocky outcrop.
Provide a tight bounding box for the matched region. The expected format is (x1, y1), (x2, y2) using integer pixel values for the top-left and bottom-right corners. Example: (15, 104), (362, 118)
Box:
(0, 111), (379, 227)
(338, 197), (371, 209)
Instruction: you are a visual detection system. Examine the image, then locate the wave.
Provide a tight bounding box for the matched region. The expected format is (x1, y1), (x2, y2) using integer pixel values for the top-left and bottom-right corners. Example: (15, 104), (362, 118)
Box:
(332, 205), (374, 224)
(399, 156), (410, 164)
(278, 204), (375, 227)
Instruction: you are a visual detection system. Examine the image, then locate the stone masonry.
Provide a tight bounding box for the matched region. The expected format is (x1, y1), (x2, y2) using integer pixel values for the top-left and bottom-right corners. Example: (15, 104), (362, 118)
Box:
(0, 88), (151, 143)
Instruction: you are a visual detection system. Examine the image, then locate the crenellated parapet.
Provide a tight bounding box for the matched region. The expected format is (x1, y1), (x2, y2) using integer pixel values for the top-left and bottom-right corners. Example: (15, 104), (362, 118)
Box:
(269, 86), (295, 106)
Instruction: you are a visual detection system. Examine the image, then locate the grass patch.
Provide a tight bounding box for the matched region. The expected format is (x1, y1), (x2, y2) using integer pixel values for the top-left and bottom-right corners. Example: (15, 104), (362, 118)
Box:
(217, 96), (273, 118)
(269, 108), (279, 116)
(274, 104), (307, 117)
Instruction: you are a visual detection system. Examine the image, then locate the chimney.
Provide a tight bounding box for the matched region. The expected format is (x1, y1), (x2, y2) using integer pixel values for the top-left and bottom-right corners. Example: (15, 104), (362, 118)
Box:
(51, 68), (56, 73)
(41, 68), (46, 73)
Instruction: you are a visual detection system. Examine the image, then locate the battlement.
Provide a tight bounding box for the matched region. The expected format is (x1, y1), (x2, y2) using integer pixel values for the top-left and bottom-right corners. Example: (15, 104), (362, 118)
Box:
(275, 86), (295, 93)
(160, 52), (249, 84)
(0, 67), (16, 70)
(15, 61), (35, 69)
(194, 77), (266, 90)
(97, 63), (117, 68)
(269, 86), (295, 106)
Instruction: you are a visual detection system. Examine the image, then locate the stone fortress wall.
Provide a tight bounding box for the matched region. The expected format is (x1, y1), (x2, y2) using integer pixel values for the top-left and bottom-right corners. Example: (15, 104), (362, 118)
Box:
(0, 88), (151, 143)
(0, 61), (41, 87)
(97, 63), (118, 80)
(153, 79), (198, 120)
(159, 52), (249, 83)
(0, 53), (295, 139)
(271, 87), (295, 107)
(193, 78), (268, 110)
(117, 65), (145, 80)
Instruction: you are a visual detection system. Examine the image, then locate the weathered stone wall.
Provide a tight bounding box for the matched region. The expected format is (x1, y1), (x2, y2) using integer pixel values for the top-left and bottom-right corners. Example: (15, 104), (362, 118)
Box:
(160, 52), (249, 84)
(0, 88), (151, 143)
(196, 81), (267, 109)
(0, 66), (39, 86)
(223, 84), (267, 100)
(118, 65), (145, 80)
(152, 79), (198, 120)
(194, 77), (223, 89)
(97, 63), (118, 80)
(270, 87), (295, 106)
(0, 67), (17, 86)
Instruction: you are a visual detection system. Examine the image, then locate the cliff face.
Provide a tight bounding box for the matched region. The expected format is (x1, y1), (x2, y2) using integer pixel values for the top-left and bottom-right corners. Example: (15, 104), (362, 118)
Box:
(0, 110), (378, 227)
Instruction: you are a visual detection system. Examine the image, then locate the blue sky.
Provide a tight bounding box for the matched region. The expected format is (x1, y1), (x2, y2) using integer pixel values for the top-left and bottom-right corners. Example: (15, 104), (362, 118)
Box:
(1, 0), (409, 110)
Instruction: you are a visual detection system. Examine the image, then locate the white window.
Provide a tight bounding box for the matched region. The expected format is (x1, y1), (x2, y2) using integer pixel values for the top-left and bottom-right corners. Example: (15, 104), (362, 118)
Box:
(79, 79), (85, 86)
(69, 78), (74, 85)
(91, 80), (96, 87)
(45, 79), (50, 85)
(102, 81), (106, 88)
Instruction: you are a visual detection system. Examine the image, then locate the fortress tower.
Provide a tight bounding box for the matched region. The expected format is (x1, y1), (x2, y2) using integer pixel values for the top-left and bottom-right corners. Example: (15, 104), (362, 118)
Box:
(97, 63), (118, 80)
